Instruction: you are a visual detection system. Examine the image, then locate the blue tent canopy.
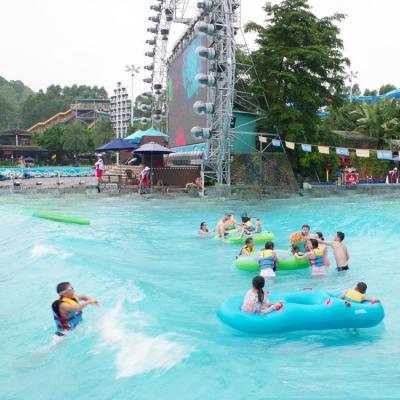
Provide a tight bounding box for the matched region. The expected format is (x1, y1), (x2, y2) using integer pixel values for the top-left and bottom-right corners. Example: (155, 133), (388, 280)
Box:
(125, 128), (168, 143)
(96, 138), (138, 151)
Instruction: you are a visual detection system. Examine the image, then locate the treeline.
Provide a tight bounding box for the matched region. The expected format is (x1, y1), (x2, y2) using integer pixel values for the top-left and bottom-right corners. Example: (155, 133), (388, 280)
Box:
(34, 118), (114, 159)
(235, 0), (399, 179)
(0, 77), (108, 130)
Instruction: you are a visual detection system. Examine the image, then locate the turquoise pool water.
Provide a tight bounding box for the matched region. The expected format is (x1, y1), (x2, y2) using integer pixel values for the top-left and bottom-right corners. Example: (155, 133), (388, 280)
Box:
(0, 167), (94, 179)
(1, 193), (399, 399)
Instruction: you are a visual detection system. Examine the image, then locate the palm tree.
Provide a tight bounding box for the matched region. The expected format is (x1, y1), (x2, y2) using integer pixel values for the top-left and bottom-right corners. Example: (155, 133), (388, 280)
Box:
(90, 118), (114, 148)
(351, 100), (400, 147)
(62, 121), (88, 155)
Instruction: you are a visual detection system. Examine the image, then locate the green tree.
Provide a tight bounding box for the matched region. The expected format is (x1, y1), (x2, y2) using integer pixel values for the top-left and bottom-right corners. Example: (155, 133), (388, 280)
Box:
(20, 85), (108, 129)
(351, 100), (400, 147)
(363, 89), (378, 96)
(33, 125), (64, 152)
(245, 0), (349, 141)
(90, 117), (114, 148)
(0, 93), (15, 130)
(62, 121), (88, 155)
(379, 84), (397, 95)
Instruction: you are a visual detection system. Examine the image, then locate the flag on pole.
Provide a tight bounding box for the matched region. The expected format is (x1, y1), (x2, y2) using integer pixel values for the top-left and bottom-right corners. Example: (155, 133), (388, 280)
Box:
(258, 136), (267, 143)
(377, 150), (392, 160)
(318, 146), (330, 154)
(355, 149), (370, 158)
(285, 141), (295, 150)
(301, 144), (312, 152)
(336, 147), (349, 156)
(272, 139), (281, 147)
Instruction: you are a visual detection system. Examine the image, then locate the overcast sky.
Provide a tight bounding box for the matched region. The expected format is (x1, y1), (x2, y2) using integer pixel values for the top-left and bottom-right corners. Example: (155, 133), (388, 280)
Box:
(1, 0), (398, 98)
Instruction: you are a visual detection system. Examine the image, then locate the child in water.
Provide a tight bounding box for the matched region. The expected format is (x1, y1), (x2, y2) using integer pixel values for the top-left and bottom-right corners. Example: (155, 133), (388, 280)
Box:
(339, 282), (379, 303)
(294, 239), (327, 275)
(198, 222), (211, 236)
(315, 232), (330, 267)
(241, 276), (282, 314)
(259, 241), (278, 279)
(239, 237), (255, 256)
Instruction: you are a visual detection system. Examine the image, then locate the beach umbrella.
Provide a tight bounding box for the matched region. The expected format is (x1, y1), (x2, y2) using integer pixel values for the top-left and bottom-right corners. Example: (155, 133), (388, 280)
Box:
(24, 156), (35, 162)
(96, 138), (138, 151)
(125, 128), (168, 143)
(134, 142), (174, 191)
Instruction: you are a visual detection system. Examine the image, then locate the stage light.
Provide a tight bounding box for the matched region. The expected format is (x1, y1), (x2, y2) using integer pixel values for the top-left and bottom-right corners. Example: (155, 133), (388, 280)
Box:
(154, 84), (162, 91)
(146, 38), (156, 45)
(141, 117), (152, 124)
(140, 104), (152, 111)
(144, 65), (154, 70)
(194, 21), (215, 36)
(197, 1), (214, 12)
(195, 73), (216, 87)
(147, 26), (158, 34)
(148, 16), (160, 23)
(191, 127), (212, 140)
(193, 101), (214, 115)
(143, 78), (153, 84)
(165, 8), (173, 22)
(150, 4), (161, 11)
(145, 51), (155, 57)
(195, 46), (216, 60)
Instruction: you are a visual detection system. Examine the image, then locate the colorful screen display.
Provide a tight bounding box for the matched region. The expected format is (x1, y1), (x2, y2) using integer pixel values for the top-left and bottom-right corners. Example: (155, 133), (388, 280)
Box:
(167, 35), (207, 147)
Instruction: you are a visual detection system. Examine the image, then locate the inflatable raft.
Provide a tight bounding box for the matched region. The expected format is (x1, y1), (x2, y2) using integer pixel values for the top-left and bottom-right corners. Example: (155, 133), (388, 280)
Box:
(217, 231), (274, 244)
(235, 250), (309, 271)
(217, 290), (384, 334)
(32, 211), (90, 225)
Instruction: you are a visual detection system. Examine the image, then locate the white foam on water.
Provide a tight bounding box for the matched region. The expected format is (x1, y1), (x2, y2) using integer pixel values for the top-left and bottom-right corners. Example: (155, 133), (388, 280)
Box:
(30, 244), (71, 260)
(98, 301), (192, 379)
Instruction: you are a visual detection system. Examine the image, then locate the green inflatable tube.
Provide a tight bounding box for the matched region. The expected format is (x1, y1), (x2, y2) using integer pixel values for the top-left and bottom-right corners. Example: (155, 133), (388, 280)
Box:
(235, 250), (309, 271)
(216, 231), (275, 244)
(32, 211), (90, 225)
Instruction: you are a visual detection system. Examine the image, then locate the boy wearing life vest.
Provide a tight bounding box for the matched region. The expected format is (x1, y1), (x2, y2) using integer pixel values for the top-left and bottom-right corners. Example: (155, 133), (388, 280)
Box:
(339, 282), (379, 303)
(258, 241), (278, 279)
(52, 282), (99, 336)
(239, 237), (255, 256)
(294, 238), (326, 275)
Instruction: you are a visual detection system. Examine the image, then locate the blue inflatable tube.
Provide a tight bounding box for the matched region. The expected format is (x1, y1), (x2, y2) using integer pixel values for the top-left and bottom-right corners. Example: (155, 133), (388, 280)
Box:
(217, 290), (384, 334)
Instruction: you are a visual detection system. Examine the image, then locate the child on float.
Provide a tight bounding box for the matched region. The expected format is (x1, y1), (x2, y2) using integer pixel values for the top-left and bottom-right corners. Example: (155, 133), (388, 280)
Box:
(241, 276), (282, 314)
(258, 241), (278, 279)
(339, 282), (379, 303)
(294, 238), (327, 275)
(239, 237), (255, 256)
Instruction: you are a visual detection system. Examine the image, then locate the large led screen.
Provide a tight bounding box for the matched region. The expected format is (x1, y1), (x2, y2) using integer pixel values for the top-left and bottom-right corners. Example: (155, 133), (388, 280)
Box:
(167, 35), (207, 147)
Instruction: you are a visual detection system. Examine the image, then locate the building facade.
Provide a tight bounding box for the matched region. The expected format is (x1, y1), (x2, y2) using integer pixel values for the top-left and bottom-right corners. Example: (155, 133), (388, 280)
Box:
(110, 82), (132, 138)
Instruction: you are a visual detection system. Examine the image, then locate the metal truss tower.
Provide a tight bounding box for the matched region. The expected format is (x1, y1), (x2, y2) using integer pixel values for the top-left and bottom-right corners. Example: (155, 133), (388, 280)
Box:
(193, 0), (240, 186)
(142, 0), (190, 130)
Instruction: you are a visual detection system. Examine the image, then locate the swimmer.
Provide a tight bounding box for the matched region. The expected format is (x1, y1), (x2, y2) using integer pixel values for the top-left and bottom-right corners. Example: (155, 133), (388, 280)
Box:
(239, 216), (256, 238)
(294, 239), (326, 275)
(239, 237), (255, 256)
(339, 282), (379, 303)
(254, 218), (262, 233)
(315, 232), (330, 267)
(241, 276), (282, 314)
(52, 282), (99, 336)
(198, 222), (211, 236)
(224, 213), (237, 231)
(259, 241), (278, 279)
(318, 231), (349, 271)
(301, 224), (317, 240)
(216, 216), (230, 238)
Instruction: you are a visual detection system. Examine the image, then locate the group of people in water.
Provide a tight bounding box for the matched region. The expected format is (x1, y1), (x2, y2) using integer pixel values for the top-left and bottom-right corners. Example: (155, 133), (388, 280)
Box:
(199, 213), (377, 316)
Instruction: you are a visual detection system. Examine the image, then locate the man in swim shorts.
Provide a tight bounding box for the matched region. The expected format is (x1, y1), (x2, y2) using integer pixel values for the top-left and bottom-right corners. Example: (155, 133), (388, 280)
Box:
(318, 231), (349, 271)
(216, 216), (230, 238)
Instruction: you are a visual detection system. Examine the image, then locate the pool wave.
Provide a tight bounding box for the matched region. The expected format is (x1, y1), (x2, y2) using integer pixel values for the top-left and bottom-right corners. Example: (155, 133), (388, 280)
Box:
(98, 300), (193, 379)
